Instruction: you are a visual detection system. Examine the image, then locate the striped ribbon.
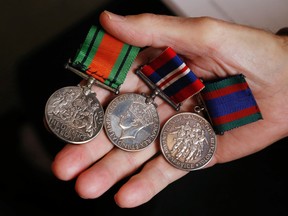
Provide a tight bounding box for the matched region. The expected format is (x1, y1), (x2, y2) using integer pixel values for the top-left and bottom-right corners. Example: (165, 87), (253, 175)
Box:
(141, 47), (204, 104)
(201, 75), (262, 134)
(72, 25), (140, 89)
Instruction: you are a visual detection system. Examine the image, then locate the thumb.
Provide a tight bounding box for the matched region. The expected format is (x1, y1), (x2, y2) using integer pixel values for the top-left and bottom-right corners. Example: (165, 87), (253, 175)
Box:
(99, 11), (219, 54)
(99, 11), (287, 80)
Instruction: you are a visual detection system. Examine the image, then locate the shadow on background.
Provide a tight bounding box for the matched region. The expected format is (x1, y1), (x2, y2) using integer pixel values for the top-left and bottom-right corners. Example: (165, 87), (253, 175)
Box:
(1, 0), (287, 215)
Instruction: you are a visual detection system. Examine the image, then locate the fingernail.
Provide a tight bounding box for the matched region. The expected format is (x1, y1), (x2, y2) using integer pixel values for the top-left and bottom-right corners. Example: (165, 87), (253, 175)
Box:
(104, 10), (125, 21)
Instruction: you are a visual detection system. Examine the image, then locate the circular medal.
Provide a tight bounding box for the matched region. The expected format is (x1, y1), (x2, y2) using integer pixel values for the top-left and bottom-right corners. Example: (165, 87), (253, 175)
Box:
(45, 86), (104, 144)
(160, 112), (216, 171)
(104, 93), (160, 151)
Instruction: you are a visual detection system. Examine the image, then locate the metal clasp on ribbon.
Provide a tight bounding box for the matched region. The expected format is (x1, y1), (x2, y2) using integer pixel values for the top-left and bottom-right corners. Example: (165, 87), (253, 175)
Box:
(65, 61), (120, 94)
(135, 47), (205, 111)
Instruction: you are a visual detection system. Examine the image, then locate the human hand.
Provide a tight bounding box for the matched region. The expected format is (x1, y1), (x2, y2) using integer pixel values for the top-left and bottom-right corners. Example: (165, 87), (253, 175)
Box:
(51, 11), (288, 208)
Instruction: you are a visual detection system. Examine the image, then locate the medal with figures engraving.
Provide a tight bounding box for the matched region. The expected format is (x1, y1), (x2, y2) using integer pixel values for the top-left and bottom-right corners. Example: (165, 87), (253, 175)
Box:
(160, 112), (216, 171)
(104, 93), (160, 151)
(45, 86), (104, 144)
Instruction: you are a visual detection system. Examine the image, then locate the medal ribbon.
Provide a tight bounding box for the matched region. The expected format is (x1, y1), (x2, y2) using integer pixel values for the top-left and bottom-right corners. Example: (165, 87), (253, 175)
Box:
(141, 47), (204, 104)
(201, 75), (262, 134)
(72, 25), (140, 89)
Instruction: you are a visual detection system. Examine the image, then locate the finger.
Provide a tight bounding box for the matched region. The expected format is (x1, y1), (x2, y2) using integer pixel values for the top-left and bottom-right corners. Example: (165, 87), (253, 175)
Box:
(99, 11), (284, 81)
(114, 156), (187, 208)
(74, 141), (159, 199)
(51, 131), (114, 180)
(73, 93), (195, 200)
(73, 98), (178, 198)
(99, 11), (230, 54)
(100, 11), (197, 50)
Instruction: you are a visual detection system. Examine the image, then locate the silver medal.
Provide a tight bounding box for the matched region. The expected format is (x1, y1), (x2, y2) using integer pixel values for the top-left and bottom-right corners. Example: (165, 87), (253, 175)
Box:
(104, 93), (160, 151)
(160, 112), (216, 171)
(45, 85), (104, 144)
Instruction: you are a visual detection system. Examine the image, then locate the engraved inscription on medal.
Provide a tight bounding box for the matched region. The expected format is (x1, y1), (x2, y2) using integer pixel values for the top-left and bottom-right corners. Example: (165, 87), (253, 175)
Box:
(160, 112), (216, 171)
(104, 93), (160, 151)
(45, 86), (104, 144)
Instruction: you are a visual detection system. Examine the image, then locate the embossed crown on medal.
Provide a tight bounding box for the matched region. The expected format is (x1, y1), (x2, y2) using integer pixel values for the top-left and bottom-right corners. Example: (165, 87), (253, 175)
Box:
(103, 47), (205, 151)
(44, 25), (140, 144)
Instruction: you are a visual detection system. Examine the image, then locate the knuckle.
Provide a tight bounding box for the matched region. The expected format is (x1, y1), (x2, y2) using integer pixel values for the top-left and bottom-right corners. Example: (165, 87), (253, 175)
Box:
(189, 16), (226, 48)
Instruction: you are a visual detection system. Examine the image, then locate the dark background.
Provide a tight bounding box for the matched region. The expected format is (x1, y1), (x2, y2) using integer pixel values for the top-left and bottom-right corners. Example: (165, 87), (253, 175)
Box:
(0, 0), (287, 215)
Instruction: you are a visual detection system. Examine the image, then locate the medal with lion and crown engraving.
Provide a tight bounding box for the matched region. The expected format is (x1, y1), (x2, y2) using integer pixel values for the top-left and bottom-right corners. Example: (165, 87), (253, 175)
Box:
(45, 83), (104, 144)
(44, 25), (140, 144)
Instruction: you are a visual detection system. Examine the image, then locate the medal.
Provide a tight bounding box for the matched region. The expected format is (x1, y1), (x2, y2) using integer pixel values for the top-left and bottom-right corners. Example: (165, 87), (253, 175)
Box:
(104, 47), (205, 151)
(160, 112), (216, 171)
(104, 93), (159, 151)
(45, 25), (140, 144)
(160, 72), (262, 171)
(160, 91), (218, 171)
(134, 47), (215, 170)
(45, 80), (104, 144)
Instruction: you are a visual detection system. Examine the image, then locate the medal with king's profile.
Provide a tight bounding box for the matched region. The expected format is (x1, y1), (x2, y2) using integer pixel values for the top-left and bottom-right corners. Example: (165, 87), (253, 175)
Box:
(104, 93), (159, 151)
(104, 47), (206, 152)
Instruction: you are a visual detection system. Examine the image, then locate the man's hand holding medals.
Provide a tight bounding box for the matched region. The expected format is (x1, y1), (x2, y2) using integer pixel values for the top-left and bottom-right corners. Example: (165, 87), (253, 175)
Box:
(47, 11), (288, 208)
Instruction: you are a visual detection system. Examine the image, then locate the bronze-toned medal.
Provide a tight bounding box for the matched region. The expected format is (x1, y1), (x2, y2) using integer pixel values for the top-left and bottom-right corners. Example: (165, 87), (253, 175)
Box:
(131, 47), (217, 169)
(160, 112), (216, 171)
(160, 69), (262, 171)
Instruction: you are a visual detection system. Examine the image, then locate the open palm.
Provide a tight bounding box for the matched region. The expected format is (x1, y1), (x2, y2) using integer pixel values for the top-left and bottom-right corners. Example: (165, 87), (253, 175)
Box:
(52, 12), (288, 208)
